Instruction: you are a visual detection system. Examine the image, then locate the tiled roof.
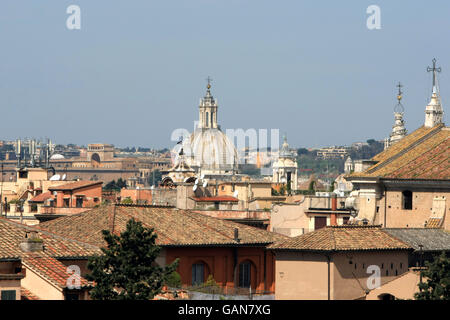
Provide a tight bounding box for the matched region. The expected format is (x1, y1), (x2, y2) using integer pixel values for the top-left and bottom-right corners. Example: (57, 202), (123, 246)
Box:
(349, 125), (449, 180)
(29, 191), (52, 203)
(21, 287), (40, 300)
(0, 217), (101, 260)
(48, 181), (103, 191)
(22, 253), (91, 289)
(38, 204), (287, 247)
(426, 218), (444, 229)
(193, 196), (239, 202)
(383, 228), (450, 252)
(269, 225), (411, 251)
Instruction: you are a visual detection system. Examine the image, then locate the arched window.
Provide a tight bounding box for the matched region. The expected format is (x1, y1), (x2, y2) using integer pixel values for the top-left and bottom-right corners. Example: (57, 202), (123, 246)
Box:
(402, 190), (413, 210)
(238, 261), (252, 288)
(192, 263), (205, 286)
(205, 112), (209, 127)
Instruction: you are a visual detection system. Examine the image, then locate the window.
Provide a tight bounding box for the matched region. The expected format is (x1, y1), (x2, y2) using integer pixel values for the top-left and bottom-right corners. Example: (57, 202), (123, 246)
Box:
(239, 262), (252, 288)
(192, 263), (204, 286)
(76, 197), (83, 208)
(63, 198), (70, 208)
(314, 217), (327, 230)
(402, 190), (413, 210)
(1, 290), (16, 300)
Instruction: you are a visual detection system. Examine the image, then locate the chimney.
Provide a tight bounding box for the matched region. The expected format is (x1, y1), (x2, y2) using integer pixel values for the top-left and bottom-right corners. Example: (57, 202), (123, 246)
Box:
(19, 230), (44, 252)
(330, 194), (338, 226)
(234, 228), (240, 243)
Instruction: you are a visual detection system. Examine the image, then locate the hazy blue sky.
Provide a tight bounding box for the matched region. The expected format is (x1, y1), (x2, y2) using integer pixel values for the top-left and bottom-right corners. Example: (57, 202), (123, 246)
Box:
(0, 1), (449, 149)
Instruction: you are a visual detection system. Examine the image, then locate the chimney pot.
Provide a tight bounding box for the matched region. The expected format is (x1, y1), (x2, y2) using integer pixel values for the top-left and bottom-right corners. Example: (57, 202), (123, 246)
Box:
(19, 230), (44, 252)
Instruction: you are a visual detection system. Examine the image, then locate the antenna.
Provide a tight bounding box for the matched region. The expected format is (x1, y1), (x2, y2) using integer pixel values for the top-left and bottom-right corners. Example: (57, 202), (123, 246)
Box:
(193, 184), (198, 192)
(233, 190), (239, 198)
(194, 178), (199, 185)
(62, 174), (67, 181)
(203, 180), (208, 187)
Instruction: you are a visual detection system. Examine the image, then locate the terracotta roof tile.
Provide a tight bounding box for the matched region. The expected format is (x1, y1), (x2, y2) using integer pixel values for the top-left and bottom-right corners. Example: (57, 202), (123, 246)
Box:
(193, 196), (239, 202)
(269, 225), (412, 251)
(22, 253), (90, 289)
(21, 287), (40, 300)
(425, 218), (443, 229)
(29, 191), (52, 203)
(48, 181), (103, 191)
(348, 125), (449, 180)
(38, 204), (287, 247)
(0, 217), (101, 260)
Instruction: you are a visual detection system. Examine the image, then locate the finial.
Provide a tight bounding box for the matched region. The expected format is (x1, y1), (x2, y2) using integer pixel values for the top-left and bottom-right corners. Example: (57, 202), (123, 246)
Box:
(206, 76), (212, 90)
(394, 82), (405, 114)
(427, 58), (441, 89)
(396, 82), (403, 102)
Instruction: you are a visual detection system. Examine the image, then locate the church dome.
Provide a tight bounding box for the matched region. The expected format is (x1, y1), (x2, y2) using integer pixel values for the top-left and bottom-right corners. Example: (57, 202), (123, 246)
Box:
(176, 80), (238, 175)
(183, 128), (238, 174)
(50, 153), (65, 160)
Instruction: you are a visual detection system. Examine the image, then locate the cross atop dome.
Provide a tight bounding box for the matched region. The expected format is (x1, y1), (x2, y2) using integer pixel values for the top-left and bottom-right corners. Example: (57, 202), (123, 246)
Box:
(394, 82), (404, 114)
(427, 58), (441, 90)
(424, 58), (444, 128)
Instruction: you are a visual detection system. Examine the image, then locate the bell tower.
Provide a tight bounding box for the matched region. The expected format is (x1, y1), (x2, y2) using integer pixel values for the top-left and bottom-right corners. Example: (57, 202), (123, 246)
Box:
(198, 77), (218, 129)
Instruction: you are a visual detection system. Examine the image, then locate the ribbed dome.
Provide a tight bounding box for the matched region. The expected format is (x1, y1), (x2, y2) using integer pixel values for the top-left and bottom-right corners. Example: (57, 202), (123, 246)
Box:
(182, 128), (238, 174)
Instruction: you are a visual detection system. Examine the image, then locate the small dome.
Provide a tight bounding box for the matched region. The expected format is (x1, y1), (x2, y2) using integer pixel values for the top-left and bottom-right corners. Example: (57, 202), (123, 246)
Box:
(50, 153), (65, 160)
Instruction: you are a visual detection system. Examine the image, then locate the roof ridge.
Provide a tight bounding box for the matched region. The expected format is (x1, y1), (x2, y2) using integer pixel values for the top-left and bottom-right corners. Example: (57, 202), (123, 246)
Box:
(366, 124), (443, 175)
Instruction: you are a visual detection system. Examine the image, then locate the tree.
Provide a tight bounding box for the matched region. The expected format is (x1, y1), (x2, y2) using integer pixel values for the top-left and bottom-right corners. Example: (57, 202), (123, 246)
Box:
(86, 219), (179, 300)
(414, 252), (450, 300)
(148, 169), (162, 186)
(165, 271), (182, 288)
(121, 197), (133, 204)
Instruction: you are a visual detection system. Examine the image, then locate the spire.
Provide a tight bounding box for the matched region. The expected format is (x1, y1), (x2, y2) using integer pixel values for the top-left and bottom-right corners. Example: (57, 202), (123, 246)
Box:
(425, 58), (444, 128)
(385, 82), (407, 149)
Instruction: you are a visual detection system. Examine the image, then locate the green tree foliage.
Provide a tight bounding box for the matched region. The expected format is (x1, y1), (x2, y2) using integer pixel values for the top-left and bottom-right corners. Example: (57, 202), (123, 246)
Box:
(121, 197), (133, 204)
(148, 169), (163, 186)
(86, 219), (179, 300)
(103, 178), (127, 191)
(414, 252), (450, 300)
(165, 271), (182, 288)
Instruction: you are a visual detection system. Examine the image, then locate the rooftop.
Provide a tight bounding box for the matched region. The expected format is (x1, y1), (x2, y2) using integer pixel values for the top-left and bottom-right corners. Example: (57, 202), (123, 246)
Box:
(38, 204), (287, 247)
(48, 180), (103, 191)
(269, 225), (411, 252)
(22, 252), (91, 290)
(348, 124), (449, 180)
(383, 228), (450, 252)
(29, 191), (52, 203)
(193, 196), (239, 202)
(0, 217), (101, 260)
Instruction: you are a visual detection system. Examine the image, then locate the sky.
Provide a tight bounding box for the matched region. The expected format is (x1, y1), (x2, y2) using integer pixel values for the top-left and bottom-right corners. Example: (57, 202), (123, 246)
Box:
(0, 1), (449, 149)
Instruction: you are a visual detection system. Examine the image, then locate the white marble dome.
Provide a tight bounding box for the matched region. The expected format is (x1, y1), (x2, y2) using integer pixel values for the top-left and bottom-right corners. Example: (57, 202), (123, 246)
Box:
(182, 128), (238, 174)
(49, 153), (65, 160)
